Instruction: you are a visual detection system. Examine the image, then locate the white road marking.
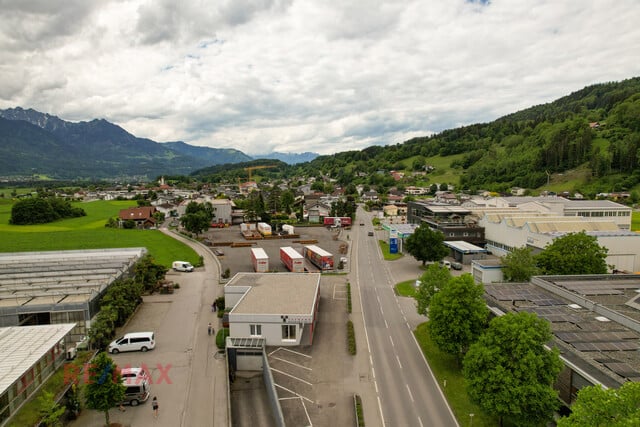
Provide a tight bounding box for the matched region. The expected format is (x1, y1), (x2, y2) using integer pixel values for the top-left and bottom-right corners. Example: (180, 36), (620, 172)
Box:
(271, 356), (312, 371)
(271, 368), (313, 386)
(274, 383), (313, 403)
(396, 355), (403, 369)
(406, 384), (414, 403)
(389, 336), (395, 347)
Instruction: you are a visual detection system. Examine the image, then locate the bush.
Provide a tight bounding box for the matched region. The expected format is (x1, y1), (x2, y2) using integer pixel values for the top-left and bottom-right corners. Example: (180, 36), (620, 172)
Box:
(354, 394), (365, 427)
(347, 320), (356, 355)
(216, 328), (229, 349)
(346, 282), (352, 313)
(222, 268), (231, 279)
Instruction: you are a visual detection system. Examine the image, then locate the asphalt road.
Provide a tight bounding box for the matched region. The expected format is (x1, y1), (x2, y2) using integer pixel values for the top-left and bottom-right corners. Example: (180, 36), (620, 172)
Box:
(354, 207), (459, 427)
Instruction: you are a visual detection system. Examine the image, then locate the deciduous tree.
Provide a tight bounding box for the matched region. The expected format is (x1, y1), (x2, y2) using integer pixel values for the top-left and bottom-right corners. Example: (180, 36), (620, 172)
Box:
(84, 352), (126, 427)
(428, 275), (488, 360)
(463, 312), (562, 427)
(556, 381), (640, 426)
(405, 224), (449, 266)
(501, 246), (539, 282)
(535, 231), (608, 275)
(414, 263), (451, 316)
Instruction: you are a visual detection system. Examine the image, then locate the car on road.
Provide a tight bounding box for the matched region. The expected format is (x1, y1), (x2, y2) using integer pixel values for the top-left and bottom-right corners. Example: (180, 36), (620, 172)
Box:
(359, 222), (364, 226)
(368, 231), (374, 236)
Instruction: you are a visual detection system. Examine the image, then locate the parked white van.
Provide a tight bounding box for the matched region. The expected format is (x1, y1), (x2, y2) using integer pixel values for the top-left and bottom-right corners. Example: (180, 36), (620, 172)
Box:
(109, 332), (155, 354)
(172, 261), (194, 272)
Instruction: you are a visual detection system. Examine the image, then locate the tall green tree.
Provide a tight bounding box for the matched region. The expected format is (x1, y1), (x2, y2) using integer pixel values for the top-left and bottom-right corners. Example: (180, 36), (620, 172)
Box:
(414, 263), (451, 316)
(463, 312), (562, 427)
(84, 352), (126, 427)
(280, 189), (295, 214)
(557, 381), (640, 426)
(535, 231), (608, 275)
(405, 224), (449, 266)
(501, 246), (540, 282)
(428, 275), (489, 360)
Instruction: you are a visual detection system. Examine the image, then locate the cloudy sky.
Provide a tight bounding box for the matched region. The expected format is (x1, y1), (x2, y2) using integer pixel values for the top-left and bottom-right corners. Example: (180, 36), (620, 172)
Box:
(1, 1), (639, 156)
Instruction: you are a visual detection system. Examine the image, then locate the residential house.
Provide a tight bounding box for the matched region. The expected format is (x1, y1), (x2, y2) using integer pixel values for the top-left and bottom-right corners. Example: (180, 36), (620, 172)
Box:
(118, 206), (157, 229)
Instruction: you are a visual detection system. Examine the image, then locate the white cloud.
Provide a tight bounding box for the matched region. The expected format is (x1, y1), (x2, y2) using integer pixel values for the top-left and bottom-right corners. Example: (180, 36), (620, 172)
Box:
(1, 0), (639, 156)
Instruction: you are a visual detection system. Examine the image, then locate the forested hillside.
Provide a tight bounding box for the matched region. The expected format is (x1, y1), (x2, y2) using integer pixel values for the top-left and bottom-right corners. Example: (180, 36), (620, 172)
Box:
(290, 77), (640, 196)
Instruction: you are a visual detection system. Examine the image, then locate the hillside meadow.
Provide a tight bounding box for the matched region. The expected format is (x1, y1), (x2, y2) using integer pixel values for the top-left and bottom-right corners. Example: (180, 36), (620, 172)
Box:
(0, 199), (199, 267)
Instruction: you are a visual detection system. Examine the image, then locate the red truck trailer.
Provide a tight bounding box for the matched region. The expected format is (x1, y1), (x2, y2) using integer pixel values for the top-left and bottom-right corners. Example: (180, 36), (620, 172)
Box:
(323, 217), (352, 227)
(251, 247), (269, 272)
(280, 247), (305, 273)
(303, 245), (334, 270)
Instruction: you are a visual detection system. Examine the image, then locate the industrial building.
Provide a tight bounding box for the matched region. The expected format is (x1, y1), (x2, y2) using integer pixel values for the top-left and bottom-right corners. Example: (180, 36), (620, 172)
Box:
(224, 273), (321, 346)
(483, 274), (640, 407)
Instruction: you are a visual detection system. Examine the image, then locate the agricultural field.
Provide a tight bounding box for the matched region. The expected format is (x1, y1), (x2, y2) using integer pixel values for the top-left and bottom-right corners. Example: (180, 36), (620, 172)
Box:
(0, 199), (199, 267)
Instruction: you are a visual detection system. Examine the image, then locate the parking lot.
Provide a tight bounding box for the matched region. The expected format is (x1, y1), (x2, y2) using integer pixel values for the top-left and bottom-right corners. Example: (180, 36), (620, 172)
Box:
(203, 224), (352, 276)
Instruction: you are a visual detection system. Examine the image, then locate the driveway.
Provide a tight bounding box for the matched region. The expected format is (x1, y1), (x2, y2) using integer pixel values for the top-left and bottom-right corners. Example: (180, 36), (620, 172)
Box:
(69, 230), (226, 427)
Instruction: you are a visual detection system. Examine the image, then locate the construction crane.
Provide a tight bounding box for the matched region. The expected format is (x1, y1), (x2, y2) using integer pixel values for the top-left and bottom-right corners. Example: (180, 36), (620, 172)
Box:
(244, 165), (277, 181)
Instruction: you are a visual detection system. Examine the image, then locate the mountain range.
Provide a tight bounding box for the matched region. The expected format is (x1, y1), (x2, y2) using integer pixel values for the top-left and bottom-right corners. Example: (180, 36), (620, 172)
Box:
(0, 107), (318, 180)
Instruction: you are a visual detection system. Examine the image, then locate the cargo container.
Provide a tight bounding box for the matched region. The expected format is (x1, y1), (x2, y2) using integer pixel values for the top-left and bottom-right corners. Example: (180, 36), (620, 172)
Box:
(282, 224), (295, 235)
(303, 245), (334, 271)
(280, 247), (304, 272)
(240, 223), (256, 233)
(257, 222), (272, 236)
(251, 247), (269, 272)
(323, 217), (352, 227)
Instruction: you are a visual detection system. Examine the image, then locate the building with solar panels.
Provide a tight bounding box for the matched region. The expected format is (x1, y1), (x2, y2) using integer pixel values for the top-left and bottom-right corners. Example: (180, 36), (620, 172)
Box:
(483, 274), (640, 407)
(0, 248), (146, 342)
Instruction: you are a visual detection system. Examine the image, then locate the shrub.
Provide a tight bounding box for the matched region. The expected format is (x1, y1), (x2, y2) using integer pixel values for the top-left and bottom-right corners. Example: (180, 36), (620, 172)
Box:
(346, 282), (352, 313)
(347, 320), (356, 355)
(222, 268), (231, 279)
(216, 328), (229, 349)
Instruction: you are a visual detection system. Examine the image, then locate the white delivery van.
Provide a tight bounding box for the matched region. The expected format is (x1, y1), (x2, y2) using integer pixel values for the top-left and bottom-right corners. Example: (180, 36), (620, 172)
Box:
(172, 261), (194, 272)
(109, 332), (155, 354)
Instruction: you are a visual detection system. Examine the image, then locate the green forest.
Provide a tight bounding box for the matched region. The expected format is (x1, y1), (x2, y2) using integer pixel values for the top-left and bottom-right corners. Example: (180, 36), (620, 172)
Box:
(193, 77), (640, 199)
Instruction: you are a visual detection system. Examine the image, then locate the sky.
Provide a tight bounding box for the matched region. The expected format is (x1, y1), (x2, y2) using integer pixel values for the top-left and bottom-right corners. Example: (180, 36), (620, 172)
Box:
(1, 1), (639, 157)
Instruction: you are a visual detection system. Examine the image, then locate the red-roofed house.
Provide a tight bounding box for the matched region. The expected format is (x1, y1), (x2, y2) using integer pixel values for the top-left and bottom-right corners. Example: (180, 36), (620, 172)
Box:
(118, 206), (157, 229)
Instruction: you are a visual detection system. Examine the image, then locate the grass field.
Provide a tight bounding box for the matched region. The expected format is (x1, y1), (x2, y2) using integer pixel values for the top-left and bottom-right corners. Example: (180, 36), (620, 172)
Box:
(0, 199), (199, 267)
(633, 211), (640, 232)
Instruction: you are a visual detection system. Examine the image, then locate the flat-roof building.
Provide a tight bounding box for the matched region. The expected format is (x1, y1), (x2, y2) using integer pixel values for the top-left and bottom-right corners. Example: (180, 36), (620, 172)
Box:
(225, 273), (321, 346)
(483, 274), (640, 406)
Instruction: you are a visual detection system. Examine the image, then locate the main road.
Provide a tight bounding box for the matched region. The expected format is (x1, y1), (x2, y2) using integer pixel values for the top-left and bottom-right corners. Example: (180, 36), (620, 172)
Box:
(353, 207), (458, 426)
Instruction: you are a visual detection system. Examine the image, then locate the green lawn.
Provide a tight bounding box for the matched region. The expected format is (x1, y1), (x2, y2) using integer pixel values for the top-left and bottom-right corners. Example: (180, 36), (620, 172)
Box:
(632, 211), (640, 232)
(395, 280), (416, 297)
(0, 199), (199, 267)
(414, 323), (498, 427)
